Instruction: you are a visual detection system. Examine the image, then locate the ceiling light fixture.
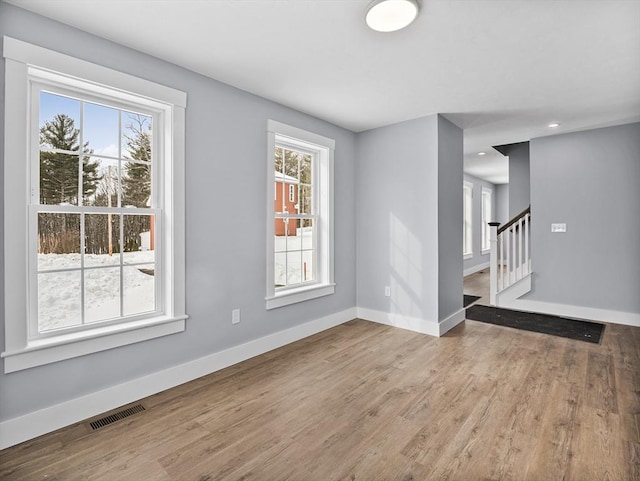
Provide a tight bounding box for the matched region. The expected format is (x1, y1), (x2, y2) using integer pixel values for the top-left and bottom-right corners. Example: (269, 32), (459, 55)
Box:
(548, 122), (560, 128)
(365, 0), (420, 32)
(478, 152), (486, 156)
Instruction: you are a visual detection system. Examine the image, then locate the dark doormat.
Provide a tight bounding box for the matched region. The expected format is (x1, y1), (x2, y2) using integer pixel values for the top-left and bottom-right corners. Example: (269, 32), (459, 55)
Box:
(463, 295), (482, 308)
(465, 304), (604, 344)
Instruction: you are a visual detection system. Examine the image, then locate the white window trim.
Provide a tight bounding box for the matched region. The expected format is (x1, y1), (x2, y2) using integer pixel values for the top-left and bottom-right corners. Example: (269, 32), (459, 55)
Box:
(266, 120), (334, 310)
(2, 37), (188, 373)
(481, 186), (492, 255)
(463, 181), (473, 259)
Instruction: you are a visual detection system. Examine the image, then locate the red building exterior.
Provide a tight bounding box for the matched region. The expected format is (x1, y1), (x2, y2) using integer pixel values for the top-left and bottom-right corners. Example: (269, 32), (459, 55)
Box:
(274, 172), (299, 236)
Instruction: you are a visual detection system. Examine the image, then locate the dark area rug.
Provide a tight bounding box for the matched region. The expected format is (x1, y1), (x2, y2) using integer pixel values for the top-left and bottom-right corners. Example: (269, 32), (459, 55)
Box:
(463, 295), (482, 308)
(465, 304), (604, 344)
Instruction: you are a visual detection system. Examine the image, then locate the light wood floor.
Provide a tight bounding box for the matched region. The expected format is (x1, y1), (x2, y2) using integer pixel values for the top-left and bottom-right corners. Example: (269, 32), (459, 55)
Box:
(463, 268), (491, 304)
(1, 299), (639, 479)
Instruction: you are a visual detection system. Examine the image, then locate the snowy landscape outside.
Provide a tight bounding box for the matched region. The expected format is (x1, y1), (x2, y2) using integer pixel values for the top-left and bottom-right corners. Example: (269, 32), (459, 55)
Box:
(274, 226), (314, 287)
(38, 250), (155, 332)
(36, 91), (156, 333)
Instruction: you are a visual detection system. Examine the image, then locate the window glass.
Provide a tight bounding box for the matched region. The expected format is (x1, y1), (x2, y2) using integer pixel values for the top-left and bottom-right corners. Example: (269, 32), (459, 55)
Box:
(34, 91), (158, 334)
(463, 183), (473, 256)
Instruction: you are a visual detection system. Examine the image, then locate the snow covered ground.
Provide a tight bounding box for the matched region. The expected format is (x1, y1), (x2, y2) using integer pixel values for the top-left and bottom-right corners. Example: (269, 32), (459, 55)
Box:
(37, 228), (316, 332)
(274, 227), (314, 286)
(38, 250), (155, 332)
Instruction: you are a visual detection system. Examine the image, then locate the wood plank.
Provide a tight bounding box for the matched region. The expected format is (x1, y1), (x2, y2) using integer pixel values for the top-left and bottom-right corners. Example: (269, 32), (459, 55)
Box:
(585, 351), (619, 414)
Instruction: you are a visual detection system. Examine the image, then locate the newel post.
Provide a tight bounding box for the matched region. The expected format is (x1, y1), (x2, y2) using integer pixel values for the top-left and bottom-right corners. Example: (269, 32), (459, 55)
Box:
(488, 222), (501, 306)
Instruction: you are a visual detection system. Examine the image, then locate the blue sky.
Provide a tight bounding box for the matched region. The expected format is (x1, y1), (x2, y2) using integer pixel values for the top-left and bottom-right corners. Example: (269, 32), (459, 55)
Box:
(40, 91), (151, 158)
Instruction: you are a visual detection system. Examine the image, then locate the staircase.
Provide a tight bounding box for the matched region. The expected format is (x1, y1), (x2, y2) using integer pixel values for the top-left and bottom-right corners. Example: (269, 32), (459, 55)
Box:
(489, 206), (532, 306)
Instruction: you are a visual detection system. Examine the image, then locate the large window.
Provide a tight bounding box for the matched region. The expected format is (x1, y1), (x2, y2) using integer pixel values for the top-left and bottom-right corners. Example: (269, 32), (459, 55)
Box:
(481, 187), (493, 253)
(266, 120), (334, 309)
(3, 37), (187, 372)
(463, 181), (473, 258)
(35, 90), (157, 334)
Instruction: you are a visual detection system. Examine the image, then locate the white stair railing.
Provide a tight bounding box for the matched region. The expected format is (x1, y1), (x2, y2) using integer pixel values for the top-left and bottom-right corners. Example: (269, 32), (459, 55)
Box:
(489, 206), (531, 305)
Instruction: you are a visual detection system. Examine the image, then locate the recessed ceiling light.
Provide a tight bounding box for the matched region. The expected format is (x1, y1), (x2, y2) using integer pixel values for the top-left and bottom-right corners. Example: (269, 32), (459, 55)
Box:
(548, 122), (560, 128)
(478, 152), (486, 156)
(365, 0), (420, 32)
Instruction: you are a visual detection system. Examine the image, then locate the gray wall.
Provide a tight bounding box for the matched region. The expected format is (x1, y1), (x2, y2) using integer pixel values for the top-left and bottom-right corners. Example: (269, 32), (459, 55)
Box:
(356, 114), (462, 324)
(506, 142), (530, 217)
(462, 173), (497, 274)
(527, 123), (640, 314)
(356, 116), (439, 322)
(0, 3), (357, 421)
(495, 183), (509, 225)
(437, 116), (464, 319)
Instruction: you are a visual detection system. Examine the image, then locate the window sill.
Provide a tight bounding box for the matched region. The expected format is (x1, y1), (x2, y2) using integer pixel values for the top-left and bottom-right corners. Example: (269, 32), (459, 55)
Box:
(463, 253), (473, 260)
(1, 315), (187, 373)
(481, 249), (490, 256)
(266, 283), (335, 310)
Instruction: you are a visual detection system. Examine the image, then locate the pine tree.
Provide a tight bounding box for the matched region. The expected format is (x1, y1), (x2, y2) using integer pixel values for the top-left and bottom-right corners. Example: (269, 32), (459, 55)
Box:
(122, 114), (151, 208)
(39, 114), (100, 205)
(39, 114), (100, 254)
(121, 114), (152, 251)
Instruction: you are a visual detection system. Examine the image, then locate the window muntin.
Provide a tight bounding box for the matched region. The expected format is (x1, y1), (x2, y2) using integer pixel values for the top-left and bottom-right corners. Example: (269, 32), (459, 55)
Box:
(481, 187), (492, 253)
(31, 86), (160, 338)
(266, 120), (334, 309)
(463, 182), (473, 257)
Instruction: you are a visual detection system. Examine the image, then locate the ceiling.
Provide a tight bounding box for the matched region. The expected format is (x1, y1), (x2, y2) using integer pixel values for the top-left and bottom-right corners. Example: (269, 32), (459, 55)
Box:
(6, 0), (640, 184)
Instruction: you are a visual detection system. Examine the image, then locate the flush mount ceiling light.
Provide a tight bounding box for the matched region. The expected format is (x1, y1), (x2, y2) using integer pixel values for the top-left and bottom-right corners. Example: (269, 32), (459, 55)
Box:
(548, 122), (560, 128)
(365, 0), (420, 32)
(478, 152), (486, 156)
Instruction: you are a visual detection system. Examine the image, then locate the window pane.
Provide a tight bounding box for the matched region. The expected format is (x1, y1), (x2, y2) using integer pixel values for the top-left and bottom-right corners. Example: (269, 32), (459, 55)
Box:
(274, 218), (290, 243)
(274, 175), (286, 215)
(302, 250), (315, 282)
(83, 102), (119, 158)
(86, 157), (119, 207)
(122, 112), (152, 161)
(38, 270), (81, 332)
(39, 151), (80, 205)
(82, 155), (106, 206)
(39, 92), (80, 146)
(283, 219), (306, 251)
(40, 93), (85, 206)
(274, 252), (286, 287)
(300, 154), (312, 184)
(274, 146), (284, 174)
(276, 219), (316, 287)
(123, 215), (155, 263)
(37, 213), (81, 270)
(85, 267), (121, 323)
(121, 161), (151, 208)
(299, 184), (312, 214)
(284, 149), (299, 179)
(85, 213), (120, 267)
(463, 185), (472, 254)
(123, 263), (155, 316)
(285, 251), (302, 286)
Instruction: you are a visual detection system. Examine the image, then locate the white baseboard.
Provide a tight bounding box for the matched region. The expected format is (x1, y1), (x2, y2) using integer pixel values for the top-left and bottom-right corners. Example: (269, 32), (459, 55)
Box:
(0, 307), (356, 450)
(356, 307), (464, 337)
(500, 299), (640, 328)
(439, 308), (466, 335)
(463, 261), (490, 277)
(357, 307), (440, 336)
